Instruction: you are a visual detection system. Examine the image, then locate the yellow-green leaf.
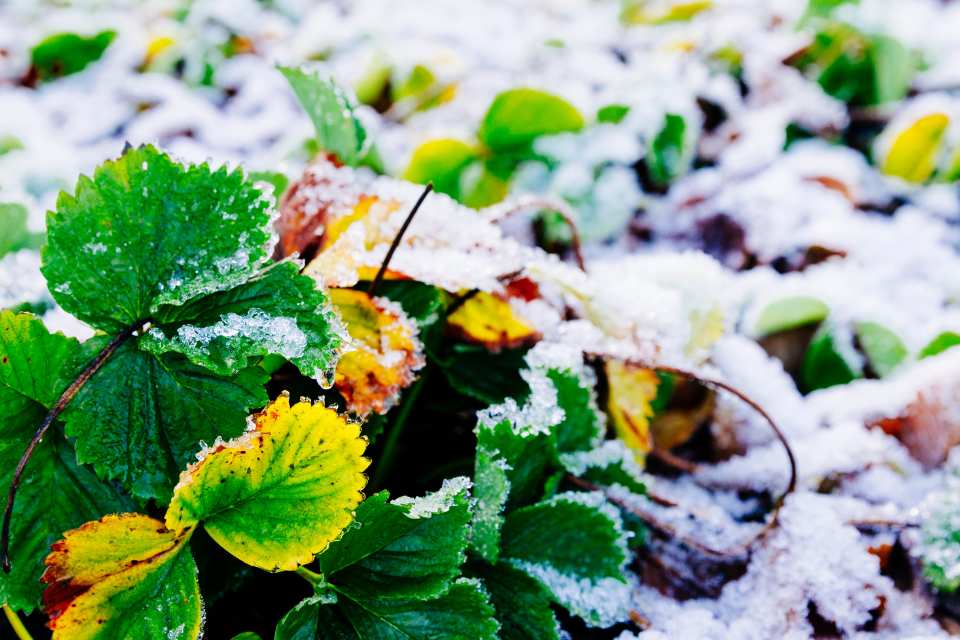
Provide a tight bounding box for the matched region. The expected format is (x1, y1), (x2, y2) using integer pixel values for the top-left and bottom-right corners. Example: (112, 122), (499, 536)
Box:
(42, 513), (200, 640)
(881, 112), (950, 183)
(604, 361), (658, 462)
(446, 291), (540, 351)
(330, 288), (425, 416)
(165, 395), (369, 571)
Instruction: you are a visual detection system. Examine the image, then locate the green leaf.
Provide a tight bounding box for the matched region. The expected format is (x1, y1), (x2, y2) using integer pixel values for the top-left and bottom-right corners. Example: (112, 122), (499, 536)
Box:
(855, 321), (907, 377)
(479, 88), (584, 154)
(63, 341), (268, 501)
(869, 33), (914, 106)
(919, 331), (960, 359)
(596, 104), (630, 125)
(548, 369), (604, 454)
(500, 493), (627, 580)
(30, 30), (115, 81)
(276, 579), (498, 640)
(755, 296), (829, 336)
(477, 419), (554, 511)
(647, 113), (690, 187)
(0, 314), (134, 613)
(140, 262), (344, 382)
(42, 145), (275, 333)
(437, 343), (531, 405)
(249, 171), (290, 201)
(166, 395), (368, 571)
(42, 513), (201, 639)
(0, 203), (43, 259)
(472, 448), (511, 563)
(318, 480), (472, 601)
(559, 440), (648, 495)
(0, 417), (132, 614)
(278, 481), (497, 640)
(500, 493), (631, 627)
(280, 66), (369, 167)
(459, 161), (510, 208)
(469, 562), (560, 640)
(801, 325), (860, 392)
(403, 139), (479, 200)
(0, 310), (78, 406)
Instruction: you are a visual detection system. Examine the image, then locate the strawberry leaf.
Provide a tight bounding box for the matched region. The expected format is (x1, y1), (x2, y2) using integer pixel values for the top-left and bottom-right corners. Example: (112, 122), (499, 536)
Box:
(42, 514), (200, 639)
(43, 145), (275, 333)
(0, 312), (133, 613)
(62, 341), (268, 501)
(166, 395), (369, 571)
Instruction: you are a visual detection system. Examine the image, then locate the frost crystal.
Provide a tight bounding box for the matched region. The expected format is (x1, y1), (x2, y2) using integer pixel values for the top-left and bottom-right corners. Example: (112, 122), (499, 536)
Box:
(169, 308), (307, 361)
(392, 476), (472, 519)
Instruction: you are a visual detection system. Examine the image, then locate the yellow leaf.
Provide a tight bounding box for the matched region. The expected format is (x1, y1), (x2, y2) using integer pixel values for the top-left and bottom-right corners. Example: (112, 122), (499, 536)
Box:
(42, 514), (200, 640)
(686, 305), (725, 356)
(331, 288), (425, 416)
(446, 291), (540, 351)
(881, 112), (950, 183)
(321, 195), (401, 250)
(622, 0), (713, 25)
(605, 361), (659, 463)
(166, 395), (369, 571)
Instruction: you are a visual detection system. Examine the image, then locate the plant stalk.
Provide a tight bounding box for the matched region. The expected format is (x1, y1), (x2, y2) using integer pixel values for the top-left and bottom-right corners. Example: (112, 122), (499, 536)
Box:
(3, 604), (33, 640)
(367, 183), (433, 297)
(1, 320), (145, 573)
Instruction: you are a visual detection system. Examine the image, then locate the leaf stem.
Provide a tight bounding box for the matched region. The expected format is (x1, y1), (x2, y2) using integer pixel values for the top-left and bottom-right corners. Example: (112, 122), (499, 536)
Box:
(371, 371), (428, 489)
(2, 604), (33, 640)
(481, 195), (587, 272)
(295, 566), (325, 587)
(1, 320), (146, 573)
(367, 183), (432, 297)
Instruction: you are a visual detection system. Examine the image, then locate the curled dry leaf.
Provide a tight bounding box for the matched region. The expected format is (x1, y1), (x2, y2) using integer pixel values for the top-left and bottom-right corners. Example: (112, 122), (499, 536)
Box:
(330, 288), (425, 416)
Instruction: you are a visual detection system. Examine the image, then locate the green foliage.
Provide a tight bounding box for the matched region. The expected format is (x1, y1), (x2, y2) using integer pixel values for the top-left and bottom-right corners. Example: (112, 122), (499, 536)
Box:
(30, 30), (116, 81)
(63, 341), (268, 501)
(403, 139), (479, 200)
(479, 88), (584, 154)
(801, 325), (860, 392)
(0, 312), (132, 612)
(646, 113), (690, 187)
(280, 66), (377, 169)
(468, 361), (636, 635)
(276, 481), (499, 639)
(0, 203), (43, 259)
(43, 145), (275, 331)
(855, 321), (907, 377)
(405, 87), (583, 208)
(36, 145), (345, 501)
(597, 104), (631, 124)
(796, 20), (915, 107)
(919, 331), (960, 359)
(755, 296), (829, 336)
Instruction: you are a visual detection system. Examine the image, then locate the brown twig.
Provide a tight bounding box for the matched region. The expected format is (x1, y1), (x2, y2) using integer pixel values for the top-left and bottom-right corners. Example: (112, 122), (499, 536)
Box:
(1, 320), (145, 572)
(482, 196), (586, 272)
(367, 183), (433, 297)
(585, 353), (798, 549)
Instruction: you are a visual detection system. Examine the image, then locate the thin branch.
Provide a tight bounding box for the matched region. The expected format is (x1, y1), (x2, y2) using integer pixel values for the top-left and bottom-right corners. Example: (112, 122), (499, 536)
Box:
(584, 352), (798, 549)
(1, 320), (145, 573)
(481, 195), (587, 272)
(2, 604), (32, 640)
(367, 183), (433, 297)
